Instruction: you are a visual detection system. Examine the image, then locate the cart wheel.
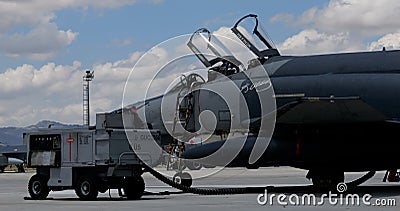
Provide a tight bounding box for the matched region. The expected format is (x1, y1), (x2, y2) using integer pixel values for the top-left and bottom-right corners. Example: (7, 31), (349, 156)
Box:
(123, 176), (145, 200)
(75, 176), (98, 200)
(28, 174), (50, 200)
(173, 172), (192, 187)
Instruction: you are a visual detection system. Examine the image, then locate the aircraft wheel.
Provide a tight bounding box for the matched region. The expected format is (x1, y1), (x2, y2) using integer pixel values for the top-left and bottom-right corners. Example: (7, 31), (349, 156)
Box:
(309, 171), (344, 190)
(123, 176), (145, 200)
(173, 172), (192, 187)
(0, 166), (5, 173)
(28, 174), (50, 200)
(185, 161), (202, 170)
(75, 176), (98, 200)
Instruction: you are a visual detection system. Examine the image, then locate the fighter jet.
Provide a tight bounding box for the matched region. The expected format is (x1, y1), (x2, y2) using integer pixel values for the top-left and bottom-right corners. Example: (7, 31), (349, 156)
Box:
(121, 14), (400, 188)
(0, 143), (26, 173)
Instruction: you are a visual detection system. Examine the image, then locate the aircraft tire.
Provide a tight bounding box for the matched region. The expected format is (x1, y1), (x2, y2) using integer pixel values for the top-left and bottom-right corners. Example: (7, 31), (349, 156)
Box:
(309, 170), (344, 190)
(173, 172), (192, 187)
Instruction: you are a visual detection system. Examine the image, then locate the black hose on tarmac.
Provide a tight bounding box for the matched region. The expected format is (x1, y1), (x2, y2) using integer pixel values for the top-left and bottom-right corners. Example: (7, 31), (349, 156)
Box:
(346, 171), (376, 187)
(143, 163), (270, 195)
(144, 163), (376, 195)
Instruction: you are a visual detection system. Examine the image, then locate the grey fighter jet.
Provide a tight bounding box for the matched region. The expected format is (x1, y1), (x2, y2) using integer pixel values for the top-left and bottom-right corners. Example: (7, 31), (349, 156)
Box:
(119, 14), (400, 188)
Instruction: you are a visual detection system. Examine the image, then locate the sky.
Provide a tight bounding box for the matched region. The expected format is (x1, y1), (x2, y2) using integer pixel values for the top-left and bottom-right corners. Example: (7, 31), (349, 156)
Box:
(1, 0), (400, 127)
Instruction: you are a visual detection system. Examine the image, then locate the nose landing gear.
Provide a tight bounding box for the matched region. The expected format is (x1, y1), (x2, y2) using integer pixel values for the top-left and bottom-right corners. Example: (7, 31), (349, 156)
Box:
(173, 172), (193, 187)
(307, 170), (344, 190)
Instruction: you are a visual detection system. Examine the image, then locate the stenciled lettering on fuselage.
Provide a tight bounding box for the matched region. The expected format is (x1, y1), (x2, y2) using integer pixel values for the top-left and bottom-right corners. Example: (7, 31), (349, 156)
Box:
(240, 79), (272, 94)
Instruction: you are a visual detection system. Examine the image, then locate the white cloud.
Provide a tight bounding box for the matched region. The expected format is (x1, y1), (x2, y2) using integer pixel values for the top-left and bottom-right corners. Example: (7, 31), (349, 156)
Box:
(368, 32), (400, 51)
(0, 0), (138, 31)
(278, 29), (364, 55)
(0, 61), (81, 126)
(0, 54), (136, 126)
(272, 0), (400, 36)
(269, 13), (294, 24)
(0, 22), (78, 60)
(0, 44), (185, 127)
(0, 0), (140, 60)
(310, 0), (400, 35)
(271, 0), (400, 54)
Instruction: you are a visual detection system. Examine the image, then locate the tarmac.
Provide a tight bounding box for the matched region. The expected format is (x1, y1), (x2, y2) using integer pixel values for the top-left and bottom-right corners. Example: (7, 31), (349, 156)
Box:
(0, 167), (399, 211)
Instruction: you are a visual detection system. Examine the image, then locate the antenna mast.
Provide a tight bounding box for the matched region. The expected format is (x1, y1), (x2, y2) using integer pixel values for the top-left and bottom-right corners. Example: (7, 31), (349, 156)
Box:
(83, 70), (94, 126)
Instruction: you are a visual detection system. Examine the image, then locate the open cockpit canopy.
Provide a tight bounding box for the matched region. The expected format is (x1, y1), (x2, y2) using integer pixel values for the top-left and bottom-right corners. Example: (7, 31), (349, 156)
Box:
(231, 14), (280, 62)
(187, 28), (245, 78)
